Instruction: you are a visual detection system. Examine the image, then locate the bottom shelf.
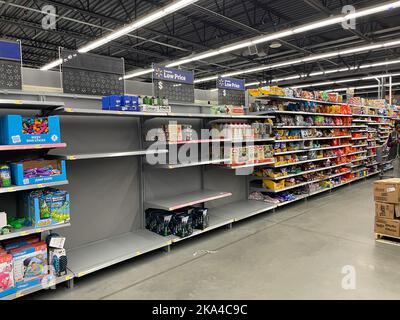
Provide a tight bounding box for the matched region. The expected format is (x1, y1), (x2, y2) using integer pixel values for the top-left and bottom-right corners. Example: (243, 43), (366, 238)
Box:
(168, 200), (276, 243)
(0, 271), (74, 300)
(67, 230), (171, 278)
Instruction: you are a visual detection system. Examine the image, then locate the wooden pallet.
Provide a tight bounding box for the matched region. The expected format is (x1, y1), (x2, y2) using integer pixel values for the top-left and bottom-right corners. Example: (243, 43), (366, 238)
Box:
(375, 233), (400, 247)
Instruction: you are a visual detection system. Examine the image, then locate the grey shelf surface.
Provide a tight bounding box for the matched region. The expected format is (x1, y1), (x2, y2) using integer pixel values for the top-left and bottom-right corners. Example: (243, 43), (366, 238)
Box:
(211, 200), (276, 222)
(0, 180), (69, 194)
(0, 271), (74, 300)
(0, 99), (65, 110)
(55, 107), (274, 119)
(153, 158), (229, 169)
(167, 200), (276, 243)
(0, 222), (70, 241)
(254, 110), (352, 117)
(67, 230), (171, 278)
(145, 190), (232, 211)
(256, 95), (347, 106)
(49, 150), (168, 160)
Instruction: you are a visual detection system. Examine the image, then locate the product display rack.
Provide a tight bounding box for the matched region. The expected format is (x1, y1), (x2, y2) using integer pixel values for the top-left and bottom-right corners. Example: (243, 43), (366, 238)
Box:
(0, 90), (393, 300)
(0, 99), (73, 300)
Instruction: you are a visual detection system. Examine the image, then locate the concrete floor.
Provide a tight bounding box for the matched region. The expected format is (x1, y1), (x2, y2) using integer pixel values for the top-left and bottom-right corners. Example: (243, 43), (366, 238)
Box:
(31, 171), (400, 300)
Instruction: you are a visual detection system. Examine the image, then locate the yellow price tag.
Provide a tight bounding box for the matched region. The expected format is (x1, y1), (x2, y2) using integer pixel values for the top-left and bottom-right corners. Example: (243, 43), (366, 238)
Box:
(15, 100), (23, 105)
(34, 144), (42, 149)
(68, 156), (76, 160)
(20, 231), (29, 236)
(65, 108), (74, 112)
(135, 251), (142, 256)
(7, 187), (16, 192)
(36, 228), (43, 233)
(16, 291), (24, 298)
(65, 275), (72, 281)
(117, 111), (123, 115)
(37, 184), (45, 188)
(78, 272), (85, 277)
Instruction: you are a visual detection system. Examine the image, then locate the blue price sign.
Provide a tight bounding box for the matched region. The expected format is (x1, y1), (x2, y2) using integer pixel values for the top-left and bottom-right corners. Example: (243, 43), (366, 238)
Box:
(217, 77), (245, 91)
(0, 40), (21, 61)
(153, 64), (194, 85)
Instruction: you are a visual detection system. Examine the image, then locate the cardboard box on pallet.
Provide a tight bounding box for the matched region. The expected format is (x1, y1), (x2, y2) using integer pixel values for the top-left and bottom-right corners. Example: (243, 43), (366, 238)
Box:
(374, 179), (400, 204)
(375, 217), (400, 237)
(375, 202), (400, 219)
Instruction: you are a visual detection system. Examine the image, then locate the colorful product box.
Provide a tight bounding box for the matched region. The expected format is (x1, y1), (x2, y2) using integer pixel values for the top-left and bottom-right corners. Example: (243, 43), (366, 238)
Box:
(10, 242), (48, 290)
(0, 115), (61, 145)
(0, 253), (16, 298)
(24, 189), (70, 227)
(10, 159), (67, 186)
(3, 236), (40, 251)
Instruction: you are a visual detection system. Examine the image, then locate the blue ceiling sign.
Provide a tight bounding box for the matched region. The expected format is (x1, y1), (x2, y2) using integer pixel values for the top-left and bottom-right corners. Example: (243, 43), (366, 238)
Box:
(217, 77), (245, 91)
(0, 40), (21, 61)
(153, 64), (194, 85)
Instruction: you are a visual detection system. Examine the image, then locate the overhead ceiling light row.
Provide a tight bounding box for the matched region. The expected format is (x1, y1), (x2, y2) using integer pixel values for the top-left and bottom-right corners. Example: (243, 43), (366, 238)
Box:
(194, 39), (400, 84)
(288, 72), (400, 89)
(40, 0), (199, 71)
(123, 0), (400, 79)
(326, 83), (400, 92)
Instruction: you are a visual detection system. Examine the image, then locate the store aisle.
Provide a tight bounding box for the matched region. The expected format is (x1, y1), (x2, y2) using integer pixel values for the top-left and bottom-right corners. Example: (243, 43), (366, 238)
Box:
(32, 169), (400, 300)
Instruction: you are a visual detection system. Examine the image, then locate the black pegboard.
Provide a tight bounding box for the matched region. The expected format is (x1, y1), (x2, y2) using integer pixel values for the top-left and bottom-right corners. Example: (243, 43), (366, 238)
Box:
(218, 88), (245, 106)
(153, 80), (194, 103)
(0, 59), (22, 90)
(62, 68), (124, 96)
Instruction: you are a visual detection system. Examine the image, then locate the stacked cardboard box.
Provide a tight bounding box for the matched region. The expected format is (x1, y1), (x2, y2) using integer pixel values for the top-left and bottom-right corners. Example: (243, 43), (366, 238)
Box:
(374, 179), (400, 237)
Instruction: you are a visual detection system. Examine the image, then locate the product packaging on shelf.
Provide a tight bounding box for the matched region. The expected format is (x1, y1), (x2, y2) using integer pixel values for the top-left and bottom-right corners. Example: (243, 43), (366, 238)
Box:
(10, 241), (48, 290)
(23, 188), (70, 228)
(11, 159), (67, 186)
(0, 211), (6, 229)
(102, 95), (140, 111)
(0, 115), (61, 145)
(0, 253), (15, 298)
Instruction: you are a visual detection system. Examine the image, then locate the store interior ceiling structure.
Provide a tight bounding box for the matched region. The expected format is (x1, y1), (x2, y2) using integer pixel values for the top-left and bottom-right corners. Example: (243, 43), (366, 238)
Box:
(1, 0), (400, 96)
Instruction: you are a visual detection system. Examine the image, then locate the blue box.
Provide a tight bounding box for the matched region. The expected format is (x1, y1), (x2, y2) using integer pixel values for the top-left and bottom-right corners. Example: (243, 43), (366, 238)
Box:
(101, 96), (110, 110)
(109, 95), (122, 110)
(10, 159), (67, 186)
(0, 115), (61, 145)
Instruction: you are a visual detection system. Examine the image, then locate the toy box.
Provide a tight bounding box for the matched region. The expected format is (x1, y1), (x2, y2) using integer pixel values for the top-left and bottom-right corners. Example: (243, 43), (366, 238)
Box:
(11, 159), (67, 186)
(48, 248), (67, 277)
(10, 242), (48, 290)
(0, 253), (16, 298)
(3, 235), (40, 251)
(0, 115), (61, 145)
(24, 188), (70, 228)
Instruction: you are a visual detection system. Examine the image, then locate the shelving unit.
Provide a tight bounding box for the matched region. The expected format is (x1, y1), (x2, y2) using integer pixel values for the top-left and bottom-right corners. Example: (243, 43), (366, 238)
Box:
(0, 89), (393, 300)
(0, 180), (69, 194)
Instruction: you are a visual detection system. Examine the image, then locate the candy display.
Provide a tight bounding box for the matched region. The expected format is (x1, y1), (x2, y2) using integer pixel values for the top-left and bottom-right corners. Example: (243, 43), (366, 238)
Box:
(0, 115), (61, 145)
(224, 144), (274, 166)
(10, 159), (67, 185)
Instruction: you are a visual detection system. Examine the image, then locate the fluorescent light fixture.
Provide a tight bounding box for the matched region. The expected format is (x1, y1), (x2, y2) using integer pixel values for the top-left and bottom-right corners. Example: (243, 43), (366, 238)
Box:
(121, 0), (400, 80)
(194, 38), (400, 83)
(41, 0), (198, 69)
(292, 17), (346, 34)
(40, 59), (63, 71)
(245, 81), (262, 87)
(123, 68), (154, 80)
(218, 41), (253, 54)
(345, 1), (400, 20)
(335, 78), (362, 83)
(339, 44), (383, 55)
(359, 59), (400, 69)
(193, 75), (218, 84)
(252, 30), (294, 44)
